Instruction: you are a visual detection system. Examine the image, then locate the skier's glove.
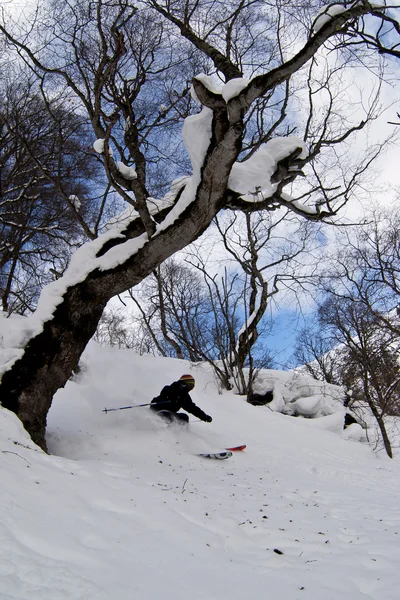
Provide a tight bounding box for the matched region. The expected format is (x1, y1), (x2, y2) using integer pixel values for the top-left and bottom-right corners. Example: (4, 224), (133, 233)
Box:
(204, 415), (212, 423)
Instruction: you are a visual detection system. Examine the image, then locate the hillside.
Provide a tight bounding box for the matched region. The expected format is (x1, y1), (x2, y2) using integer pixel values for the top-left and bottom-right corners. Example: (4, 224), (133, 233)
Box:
(1, 341), (399, 600)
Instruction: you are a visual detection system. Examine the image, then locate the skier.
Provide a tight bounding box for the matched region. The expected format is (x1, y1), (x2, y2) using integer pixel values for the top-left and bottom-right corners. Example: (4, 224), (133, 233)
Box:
(150, 374), (212, 425)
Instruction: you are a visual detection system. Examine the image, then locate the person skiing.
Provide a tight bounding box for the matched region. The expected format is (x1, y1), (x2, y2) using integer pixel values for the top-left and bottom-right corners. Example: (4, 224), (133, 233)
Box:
(150, 374), (212, 425)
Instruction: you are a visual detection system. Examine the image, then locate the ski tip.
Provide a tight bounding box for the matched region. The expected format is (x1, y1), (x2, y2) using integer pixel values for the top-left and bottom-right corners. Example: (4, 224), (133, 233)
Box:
(225, 445), (246, 452)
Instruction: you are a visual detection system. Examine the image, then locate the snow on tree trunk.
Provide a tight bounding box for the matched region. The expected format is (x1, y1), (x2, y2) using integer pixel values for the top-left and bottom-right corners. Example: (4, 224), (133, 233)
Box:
(1, 284), (107, 451)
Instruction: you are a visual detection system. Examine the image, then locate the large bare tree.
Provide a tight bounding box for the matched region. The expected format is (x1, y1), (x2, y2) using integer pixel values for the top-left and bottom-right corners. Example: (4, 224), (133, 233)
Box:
(0, 0), (399, 450)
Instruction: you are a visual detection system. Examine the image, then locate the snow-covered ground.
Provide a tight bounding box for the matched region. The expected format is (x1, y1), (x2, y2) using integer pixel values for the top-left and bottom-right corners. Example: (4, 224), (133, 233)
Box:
(1, 342), (400, 600)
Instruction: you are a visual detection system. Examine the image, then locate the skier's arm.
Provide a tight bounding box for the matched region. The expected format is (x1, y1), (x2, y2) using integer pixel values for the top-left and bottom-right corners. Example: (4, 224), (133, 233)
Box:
(182, 393), (212, 422)
(150, 386), (171, 411)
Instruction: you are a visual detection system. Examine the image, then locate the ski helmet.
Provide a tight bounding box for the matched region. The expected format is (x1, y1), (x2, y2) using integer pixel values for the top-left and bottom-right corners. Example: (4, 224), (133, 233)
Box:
(180, 374), (195, 389)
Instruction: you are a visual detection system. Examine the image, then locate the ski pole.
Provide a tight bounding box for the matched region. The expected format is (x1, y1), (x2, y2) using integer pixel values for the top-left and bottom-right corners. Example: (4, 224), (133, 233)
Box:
(103, 403), (150, 413)
(102, 400), (169, 413)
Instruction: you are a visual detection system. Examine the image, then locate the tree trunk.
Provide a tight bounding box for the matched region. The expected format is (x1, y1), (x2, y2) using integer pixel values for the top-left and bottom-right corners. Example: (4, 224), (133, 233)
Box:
(376, 414), (393, 459)
(0, 279), (108, 451)
(367, 397), (393, 459)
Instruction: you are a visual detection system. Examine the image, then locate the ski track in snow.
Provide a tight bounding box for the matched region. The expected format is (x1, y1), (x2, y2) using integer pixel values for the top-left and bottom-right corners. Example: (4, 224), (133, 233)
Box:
(1, 342), (399, 599)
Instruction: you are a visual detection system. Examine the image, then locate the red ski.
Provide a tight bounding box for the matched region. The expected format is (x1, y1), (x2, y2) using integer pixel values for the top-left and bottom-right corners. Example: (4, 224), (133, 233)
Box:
(225, 445), (246, 452)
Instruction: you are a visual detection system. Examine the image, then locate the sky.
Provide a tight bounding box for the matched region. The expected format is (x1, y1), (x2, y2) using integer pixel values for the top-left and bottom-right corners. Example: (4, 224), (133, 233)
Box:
(1, 335), (399, 599)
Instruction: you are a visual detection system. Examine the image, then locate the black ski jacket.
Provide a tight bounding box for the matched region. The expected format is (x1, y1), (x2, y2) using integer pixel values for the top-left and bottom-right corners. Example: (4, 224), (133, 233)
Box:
(151, 381), (209, 421)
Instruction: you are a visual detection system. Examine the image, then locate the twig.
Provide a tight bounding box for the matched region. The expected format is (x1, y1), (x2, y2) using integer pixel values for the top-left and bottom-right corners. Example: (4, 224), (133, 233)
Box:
(2, 450), (31, 464)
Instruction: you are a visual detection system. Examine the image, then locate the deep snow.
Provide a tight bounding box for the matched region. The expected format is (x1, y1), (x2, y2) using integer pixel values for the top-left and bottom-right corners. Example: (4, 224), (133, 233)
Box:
(1, 342), (400, 600)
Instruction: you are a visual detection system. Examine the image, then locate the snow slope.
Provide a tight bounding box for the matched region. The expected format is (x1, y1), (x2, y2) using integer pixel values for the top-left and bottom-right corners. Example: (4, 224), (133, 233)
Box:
(1, 342), (400, 600)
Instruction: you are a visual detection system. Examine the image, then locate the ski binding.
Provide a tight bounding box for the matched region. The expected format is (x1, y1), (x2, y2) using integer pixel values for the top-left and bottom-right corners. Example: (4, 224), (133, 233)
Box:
(197, 451), (233, 460)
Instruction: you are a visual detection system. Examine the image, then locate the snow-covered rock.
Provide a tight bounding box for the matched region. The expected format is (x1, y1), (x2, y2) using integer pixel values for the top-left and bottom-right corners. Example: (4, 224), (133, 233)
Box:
(247, 368), (345, 422)
(292, 394), (323, 417)
(342, 422), (365, 442)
